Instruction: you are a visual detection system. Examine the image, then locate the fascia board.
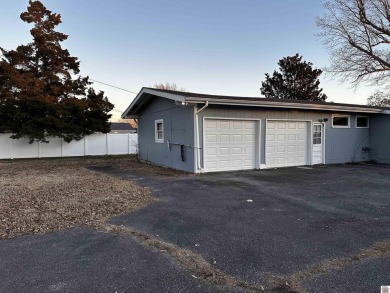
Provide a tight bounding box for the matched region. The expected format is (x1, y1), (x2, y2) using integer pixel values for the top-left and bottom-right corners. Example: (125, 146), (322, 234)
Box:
(185, 98), (383, 113)
(121, 88), (186, 118)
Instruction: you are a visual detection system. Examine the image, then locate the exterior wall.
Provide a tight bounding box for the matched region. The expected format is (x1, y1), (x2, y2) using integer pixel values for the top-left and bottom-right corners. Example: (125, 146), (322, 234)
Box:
(138, 97), (195, 172)
(197, 105), (371, 170)
(370, 114), (390, 164)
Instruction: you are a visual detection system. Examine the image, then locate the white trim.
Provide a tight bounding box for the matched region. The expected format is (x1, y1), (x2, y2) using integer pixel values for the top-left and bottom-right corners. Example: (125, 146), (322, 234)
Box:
(122, 88), (186, 118)
(265, 119), (313, 168)
(185, 98), (383, 113)
(312, 122), (325, 165)
(323, 122), (326, 164)
(202, 117), (261, 173)
(356, 116), (370, 128)
(194, 106), (199, 173)
(155, 119), (164, 143)
(332, 114), (351, 128)
(195, 102), (209, 172)
(266, 118), (313, 122)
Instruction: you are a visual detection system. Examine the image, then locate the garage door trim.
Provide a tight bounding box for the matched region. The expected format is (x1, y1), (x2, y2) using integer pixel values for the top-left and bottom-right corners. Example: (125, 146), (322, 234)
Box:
(265, 119), (313, 168)
(202, 117), (261, 172)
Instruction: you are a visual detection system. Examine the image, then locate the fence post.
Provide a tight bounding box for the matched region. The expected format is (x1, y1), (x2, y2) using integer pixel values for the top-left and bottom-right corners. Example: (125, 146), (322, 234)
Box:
(10, 136), (14, 159)
(38, 141), (41, 158)
(106, 133), (109, 155)
(128, 133), (130, 154)
(84, 136), (87, 156)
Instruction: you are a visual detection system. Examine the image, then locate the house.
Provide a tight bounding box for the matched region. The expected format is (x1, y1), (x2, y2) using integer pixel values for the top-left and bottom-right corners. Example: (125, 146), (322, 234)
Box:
(110, 122), (137, 134)
(122, 87), (390, 173)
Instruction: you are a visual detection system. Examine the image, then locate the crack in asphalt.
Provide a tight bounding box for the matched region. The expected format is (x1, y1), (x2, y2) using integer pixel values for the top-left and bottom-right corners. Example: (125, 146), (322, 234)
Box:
(95, 222), (390, 293)
(267, 240), (390, 293)
(94, 222), (304, 293)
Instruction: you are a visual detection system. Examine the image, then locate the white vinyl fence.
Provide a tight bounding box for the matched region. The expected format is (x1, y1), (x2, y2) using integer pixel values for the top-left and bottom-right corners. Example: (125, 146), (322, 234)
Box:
(0, 133), (138, 159)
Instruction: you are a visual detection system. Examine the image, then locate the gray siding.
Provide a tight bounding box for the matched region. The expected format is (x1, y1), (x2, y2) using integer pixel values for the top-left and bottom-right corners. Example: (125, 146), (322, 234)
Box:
(198, 105), (371, 168)
(370, 114), (390, 163)
(138, 97), (195, 172)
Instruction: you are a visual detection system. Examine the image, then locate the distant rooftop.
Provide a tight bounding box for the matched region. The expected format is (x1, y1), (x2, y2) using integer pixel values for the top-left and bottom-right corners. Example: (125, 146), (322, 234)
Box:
(110, 122), (136, 131)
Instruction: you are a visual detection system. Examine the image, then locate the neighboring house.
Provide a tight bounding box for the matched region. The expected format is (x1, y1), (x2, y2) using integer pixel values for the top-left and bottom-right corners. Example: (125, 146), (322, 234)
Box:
(110, 122), (137, 134)
(122, 88), (390, 173)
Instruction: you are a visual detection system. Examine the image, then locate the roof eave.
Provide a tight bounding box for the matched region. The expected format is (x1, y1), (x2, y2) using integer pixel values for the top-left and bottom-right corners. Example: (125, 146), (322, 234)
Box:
(121, 88), (186, 118)
(185, 97), (383, 113)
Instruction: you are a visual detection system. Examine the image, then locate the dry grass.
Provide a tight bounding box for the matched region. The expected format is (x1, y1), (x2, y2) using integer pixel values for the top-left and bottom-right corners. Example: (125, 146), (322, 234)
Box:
(0, 156), (160, 239)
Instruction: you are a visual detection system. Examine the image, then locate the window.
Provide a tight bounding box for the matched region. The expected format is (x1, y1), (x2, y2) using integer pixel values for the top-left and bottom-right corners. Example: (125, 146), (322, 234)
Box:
(356, 116), (369, 128)
(332, 115), (350, 128)
(313, 125), (322, 145)
(155, 119), (164, 143)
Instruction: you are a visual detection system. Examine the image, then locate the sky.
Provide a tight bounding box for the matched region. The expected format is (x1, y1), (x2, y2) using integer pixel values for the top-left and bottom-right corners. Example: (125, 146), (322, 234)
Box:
(0, 0), (378, 120)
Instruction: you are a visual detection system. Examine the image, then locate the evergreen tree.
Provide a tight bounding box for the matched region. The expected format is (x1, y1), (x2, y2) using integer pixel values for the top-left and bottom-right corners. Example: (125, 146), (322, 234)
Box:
(260, 54), (327, 102)
(0, 0), (113, 143)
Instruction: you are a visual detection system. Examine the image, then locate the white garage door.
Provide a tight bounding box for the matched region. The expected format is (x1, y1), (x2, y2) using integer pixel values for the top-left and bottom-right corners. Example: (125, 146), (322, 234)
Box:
(204, 119), (257, 172)
(266, 120), (308, 168)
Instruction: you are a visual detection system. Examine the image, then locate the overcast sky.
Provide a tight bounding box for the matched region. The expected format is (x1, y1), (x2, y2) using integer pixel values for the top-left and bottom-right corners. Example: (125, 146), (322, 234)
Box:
(0, 0), (378, 120)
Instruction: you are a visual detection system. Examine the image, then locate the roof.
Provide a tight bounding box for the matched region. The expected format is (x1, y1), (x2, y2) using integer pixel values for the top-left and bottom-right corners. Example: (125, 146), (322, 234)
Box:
(122, 87), (386, 118)
(110, 122), (136, 131)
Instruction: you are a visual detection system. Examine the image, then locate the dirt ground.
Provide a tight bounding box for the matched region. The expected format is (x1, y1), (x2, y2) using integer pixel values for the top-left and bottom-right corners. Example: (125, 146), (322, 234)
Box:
(0, 155), (182, 239)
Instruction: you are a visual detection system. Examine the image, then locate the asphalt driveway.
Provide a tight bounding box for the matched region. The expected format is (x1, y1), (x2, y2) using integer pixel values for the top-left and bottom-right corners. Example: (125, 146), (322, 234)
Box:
(107, 164), (390, 292)
(1, 163), (389, 292)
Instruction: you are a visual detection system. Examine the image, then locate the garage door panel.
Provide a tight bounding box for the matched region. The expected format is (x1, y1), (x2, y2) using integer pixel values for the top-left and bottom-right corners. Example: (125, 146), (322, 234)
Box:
(233, 122), (243, 129)
(232, 147), (242, 155)
(266, 120), (308, 168)
(245, 146), (254, 155)
(232, 160), (242, 167)
(220, 121), (230, 129)
(206, 147), (217, 156)
(245, 122), (255, 129)
(298, 122), (306, 129)
(220, 160), (230, 168)
(232, 134), (242, 141)
(206, 134), (217, 143)
(288, 122), (296, 129)
(220, 147), (229, 156)
(206, 120), (217, 129)
(266, 134), (275, 142)
(204, 119), (257, 172)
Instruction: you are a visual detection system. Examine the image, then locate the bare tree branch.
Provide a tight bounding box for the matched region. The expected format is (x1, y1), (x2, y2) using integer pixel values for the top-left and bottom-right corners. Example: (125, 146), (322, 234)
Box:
(317, 0), (390, 86)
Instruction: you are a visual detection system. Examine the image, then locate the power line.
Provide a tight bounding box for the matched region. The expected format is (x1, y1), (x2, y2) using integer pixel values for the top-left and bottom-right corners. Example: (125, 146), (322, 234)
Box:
(78, 75), (139, 95)
(90, 78), (139, 95)
(111, 109), (125, 113)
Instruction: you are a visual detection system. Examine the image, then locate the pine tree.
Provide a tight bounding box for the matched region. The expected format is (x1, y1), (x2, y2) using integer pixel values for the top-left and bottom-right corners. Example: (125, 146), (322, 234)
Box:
(260, 54), (327, 102)
(0, 0), (113, 143)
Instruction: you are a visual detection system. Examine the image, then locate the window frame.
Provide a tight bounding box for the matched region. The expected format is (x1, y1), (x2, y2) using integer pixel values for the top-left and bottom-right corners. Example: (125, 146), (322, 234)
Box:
(356, 116), (369, 129)
(155, 119), (164, 143)
(332, 114), (350, 128)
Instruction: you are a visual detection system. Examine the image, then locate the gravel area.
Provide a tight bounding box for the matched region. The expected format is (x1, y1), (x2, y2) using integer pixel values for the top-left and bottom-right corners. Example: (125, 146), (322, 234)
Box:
(0, 156), (164, 239)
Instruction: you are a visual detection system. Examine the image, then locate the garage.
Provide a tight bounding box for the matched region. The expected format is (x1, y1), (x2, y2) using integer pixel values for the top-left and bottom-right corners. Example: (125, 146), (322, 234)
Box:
(204, 119), (257, 172)
(266, 120), (309, 168)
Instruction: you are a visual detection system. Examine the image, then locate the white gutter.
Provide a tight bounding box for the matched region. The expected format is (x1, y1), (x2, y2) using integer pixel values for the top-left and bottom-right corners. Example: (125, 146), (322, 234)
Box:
(195, 101), (209, 172)
(185, 98), (383, 113)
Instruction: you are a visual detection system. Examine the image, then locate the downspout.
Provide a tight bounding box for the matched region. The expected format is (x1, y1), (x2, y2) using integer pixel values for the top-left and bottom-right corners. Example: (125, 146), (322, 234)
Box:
(195, 101), (209, 172)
